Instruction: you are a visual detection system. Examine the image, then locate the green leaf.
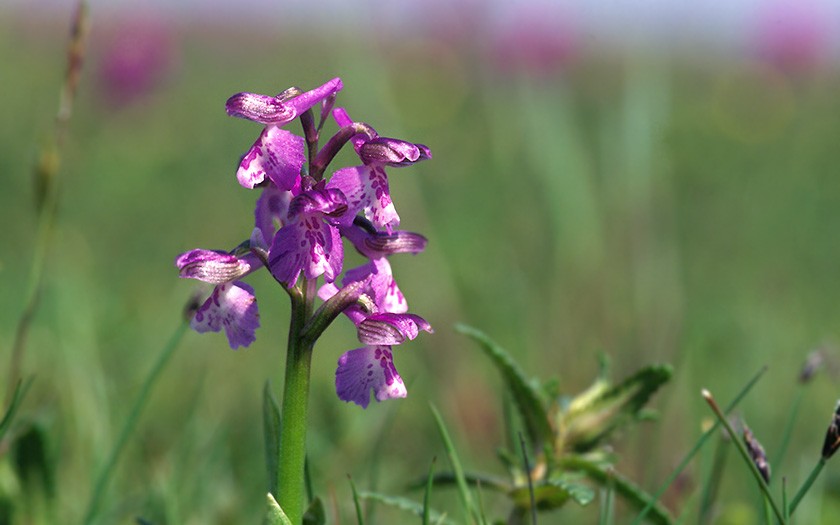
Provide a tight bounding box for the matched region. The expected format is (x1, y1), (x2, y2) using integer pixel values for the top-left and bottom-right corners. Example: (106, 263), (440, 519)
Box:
(0, 379), (32, 442)
(508, 476), (595, 511)
(430, 403), (477, 524)
(264, 493), (293, 525)
(562, 364), (672, 452)
(263, 382), (281, 497)
(455, 324), (553, 449)
(358, 492), (457, 525)
(302, 497), (326, 525)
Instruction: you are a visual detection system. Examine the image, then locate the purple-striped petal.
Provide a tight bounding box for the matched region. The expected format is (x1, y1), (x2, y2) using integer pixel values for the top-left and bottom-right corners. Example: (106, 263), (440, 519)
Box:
(359, 137), (432, 167)
(328, 165), (399, 232)
(268, 217), (343, 287)
(357, 312), (432, 345)
(335, 345), (406, 408)
(191, 281), (260, 349)
(225, 77), (343, 125)
(176, 249), (256, 284)
(236, 126), (305, 190)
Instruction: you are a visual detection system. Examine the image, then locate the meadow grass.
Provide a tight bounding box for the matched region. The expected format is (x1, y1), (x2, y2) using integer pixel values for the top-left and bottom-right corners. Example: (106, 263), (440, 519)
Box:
(4, 9), (840, 524)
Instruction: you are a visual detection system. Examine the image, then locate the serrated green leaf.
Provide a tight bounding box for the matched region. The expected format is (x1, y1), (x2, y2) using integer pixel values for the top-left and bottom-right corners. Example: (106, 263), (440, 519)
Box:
(455, 324), (553, 448)
(358, 491), (457, 525)
(562, 364), (672, 452)
(264, 493), (293, 525)
(263, 382), (282, 497)
(302, 497), (326, 525)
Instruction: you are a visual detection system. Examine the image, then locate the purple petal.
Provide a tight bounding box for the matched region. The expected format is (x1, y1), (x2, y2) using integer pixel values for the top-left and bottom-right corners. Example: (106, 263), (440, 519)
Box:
(176, 249), (255, 284)
(268, 218), (343, 286)
(284, 77), (343, 118)
(225, 92), (295, 124)
(357, 312), (432, 345)
(288, 186), (348, 219)
(236, 127), (305, 191)
(341, 224), (427, 259)
(191, 281), (260, 349)
(332, 107), (372, 151)
(255, 184), (293, 241)
(226, 78), (343, 126)
(359, 137), (432, 167)
(335, 346), (406, 408)
(328, 165), (399, 232)
(345, 258), (407, 313)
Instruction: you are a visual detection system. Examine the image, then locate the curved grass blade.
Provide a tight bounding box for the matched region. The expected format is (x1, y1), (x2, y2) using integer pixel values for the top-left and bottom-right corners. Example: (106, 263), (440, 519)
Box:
(348, 475), (365, 525)
(632, 366), (767, 525)
(0, 379), (32, 442)
(263, 381), (282, 497)
(455, 324), (552, 448)
(430, 403), (477, 524)
(423, 458), (437, 525)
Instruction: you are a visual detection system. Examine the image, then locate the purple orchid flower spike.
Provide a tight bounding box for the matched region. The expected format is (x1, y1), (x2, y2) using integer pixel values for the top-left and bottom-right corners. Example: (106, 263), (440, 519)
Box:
(268, 182), (348, 287)
(326, 108), (431, 233)
(226, 78), (343, 190)
(335, 345), (406, 408)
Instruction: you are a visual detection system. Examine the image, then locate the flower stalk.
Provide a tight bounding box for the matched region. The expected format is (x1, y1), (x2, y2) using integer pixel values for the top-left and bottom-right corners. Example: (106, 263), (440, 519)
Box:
(276, 279), (316, 523)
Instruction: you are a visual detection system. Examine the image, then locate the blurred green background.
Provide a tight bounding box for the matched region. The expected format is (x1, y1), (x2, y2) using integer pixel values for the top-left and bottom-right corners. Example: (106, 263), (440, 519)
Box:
(4, 2), (840, 523)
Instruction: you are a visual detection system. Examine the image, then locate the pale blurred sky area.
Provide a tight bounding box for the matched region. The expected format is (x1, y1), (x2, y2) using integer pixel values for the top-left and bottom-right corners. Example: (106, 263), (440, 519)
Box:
(8, 0), (840, 64)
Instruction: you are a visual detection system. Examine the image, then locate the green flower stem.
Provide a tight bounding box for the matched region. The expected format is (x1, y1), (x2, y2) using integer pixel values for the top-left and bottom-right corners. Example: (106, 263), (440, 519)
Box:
(788, 458), (826, 516)
(277, 278), (316, 524)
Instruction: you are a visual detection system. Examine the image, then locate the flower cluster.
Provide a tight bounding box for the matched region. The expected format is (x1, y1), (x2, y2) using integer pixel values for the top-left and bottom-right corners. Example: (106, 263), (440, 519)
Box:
(176, 78), (432, 408)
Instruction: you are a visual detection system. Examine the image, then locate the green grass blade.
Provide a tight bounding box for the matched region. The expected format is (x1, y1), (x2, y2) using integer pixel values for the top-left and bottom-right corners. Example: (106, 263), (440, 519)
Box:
(455, 324), (552, 448)
(349, 475), (366, 525)
(632, 366), (767, 525)
(701, 390), (786, 524)
(81, 321), (189, 525)
(263, 381), (281, 498)
(0, 378), (32, 442)
(423, 458), (436, 525)
(430, 403), (476, 524)
(698, 435), (729, 525)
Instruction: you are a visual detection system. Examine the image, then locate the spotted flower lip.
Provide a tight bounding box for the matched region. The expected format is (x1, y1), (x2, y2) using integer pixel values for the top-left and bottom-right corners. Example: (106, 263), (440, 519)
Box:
(191, 281), (260, 349)
(225, 77), (343, 125)
(268, 186), (347, 286)
(335, 345), (406, 408)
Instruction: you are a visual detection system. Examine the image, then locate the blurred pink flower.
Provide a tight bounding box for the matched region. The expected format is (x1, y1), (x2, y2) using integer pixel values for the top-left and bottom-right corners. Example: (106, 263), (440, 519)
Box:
(97, 14), (176, 107)
(490, 7), (577, 77)
(753, 1), (832, 73)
